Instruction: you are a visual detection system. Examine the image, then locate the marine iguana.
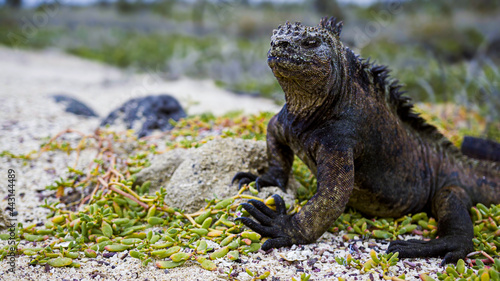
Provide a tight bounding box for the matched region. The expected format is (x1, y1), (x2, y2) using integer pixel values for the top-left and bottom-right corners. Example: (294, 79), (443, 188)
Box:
(232, 17), (500, 264)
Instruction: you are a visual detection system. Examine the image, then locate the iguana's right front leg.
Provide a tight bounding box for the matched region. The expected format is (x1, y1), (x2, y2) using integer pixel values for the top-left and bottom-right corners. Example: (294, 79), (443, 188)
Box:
(236, 147), (355, 251)
(232, 116), (293, 191)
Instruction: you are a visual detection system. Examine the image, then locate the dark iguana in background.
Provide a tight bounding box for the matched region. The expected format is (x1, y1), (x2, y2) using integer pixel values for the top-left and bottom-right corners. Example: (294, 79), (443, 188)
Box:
(232, 17), (500, 264)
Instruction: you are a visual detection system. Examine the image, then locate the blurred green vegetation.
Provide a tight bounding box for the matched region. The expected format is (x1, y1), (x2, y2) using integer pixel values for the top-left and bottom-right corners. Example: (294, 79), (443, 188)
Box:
(0, 0), (499, 137)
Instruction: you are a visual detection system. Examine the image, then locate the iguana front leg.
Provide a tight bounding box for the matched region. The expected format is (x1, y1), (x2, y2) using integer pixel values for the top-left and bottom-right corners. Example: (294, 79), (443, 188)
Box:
(237, 148), (355, 250)
(232, 116), (293, 191)
(387, 186), (474, 265)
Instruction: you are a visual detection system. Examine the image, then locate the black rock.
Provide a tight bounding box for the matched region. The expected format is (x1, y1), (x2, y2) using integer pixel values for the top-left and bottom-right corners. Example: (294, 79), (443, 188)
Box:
(52, 94), (98, 117)
(101, 94), (186, 137)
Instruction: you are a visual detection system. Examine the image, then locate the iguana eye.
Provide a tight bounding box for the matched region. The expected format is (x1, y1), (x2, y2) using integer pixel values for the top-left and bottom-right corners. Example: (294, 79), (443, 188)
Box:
(302, 38), (320, 48)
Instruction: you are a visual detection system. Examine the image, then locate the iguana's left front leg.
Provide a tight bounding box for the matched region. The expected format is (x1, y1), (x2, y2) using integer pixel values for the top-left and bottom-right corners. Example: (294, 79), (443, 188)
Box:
(237, 148), (355, 250)
(387, 186), (474, 265)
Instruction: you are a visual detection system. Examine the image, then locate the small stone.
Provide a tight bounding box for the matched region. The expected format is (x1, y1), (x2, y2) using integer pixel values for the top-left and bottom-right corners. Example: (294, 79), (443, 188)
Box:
(52, 94), (98, 117)
(103, 252), (116, 258)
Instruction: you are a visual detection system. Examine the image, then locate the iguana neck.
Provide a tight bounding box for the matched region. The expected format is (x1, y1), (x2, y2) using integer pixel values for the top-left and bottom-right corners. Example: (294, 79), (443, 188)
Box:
(282, 78), (329, 115)
(278, 62), (350, 123)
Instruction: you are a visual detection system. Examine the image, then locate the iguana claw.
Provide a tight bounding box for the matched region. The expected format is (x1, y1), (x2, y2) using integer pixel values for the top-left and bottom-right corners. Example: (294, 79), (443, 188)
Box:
(231, 172), (286, 191)
(387, 235), (474, 265)
(236, 194), (305, 251)
(232, 172), (257, 190)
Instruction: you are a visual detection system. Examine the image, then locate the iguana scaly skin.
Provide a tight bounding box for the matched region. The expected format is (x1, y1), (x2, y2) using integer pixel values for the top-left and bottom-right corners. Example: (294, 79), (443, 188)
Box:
(232, 17), (500, 264)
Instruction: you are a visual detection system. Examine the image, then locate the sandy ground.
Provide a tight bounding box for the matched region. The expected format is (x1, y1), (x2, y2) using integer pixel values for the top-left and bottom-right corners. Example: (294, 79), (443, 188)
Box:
(0, 47), (446, 280)
(0, 46), (280, 117)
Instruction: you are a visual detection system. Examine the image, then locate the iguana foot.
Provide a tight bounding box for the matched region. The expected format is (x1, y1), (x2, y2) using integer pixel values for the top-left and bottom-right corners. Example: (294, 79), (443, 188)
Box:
(232, 172), (258, 190)
(387, 235), (474, 265)
(236, 194), (307, 250)
(232, 172), (287, 191)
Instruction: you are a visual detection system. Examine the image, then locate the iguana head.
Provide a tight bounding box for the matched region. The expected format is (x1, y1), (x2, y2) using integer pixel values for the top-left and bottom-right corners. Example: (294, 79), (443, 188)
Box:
(268, 18), (346, 113)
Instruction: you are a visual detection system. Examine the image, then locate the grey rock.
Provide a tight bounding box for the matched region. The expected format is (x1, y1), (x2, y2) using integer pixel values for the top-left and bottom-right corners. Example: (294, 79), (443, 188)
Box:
(136, 138), (300, 213)
(135, 148), (191, 190)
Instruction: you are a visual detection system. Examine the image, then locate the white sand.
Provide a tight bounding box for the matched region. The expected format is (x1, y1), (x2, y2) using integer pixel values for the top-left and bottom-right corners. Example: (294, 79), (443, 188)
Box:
(0, 47), (446, 280)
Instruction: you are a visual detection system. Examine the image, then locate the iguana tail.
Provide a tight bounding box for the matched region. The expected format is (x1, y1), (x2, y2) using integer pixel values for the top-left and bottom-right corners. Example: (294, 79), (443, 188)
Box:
(461, 136), (500, 162)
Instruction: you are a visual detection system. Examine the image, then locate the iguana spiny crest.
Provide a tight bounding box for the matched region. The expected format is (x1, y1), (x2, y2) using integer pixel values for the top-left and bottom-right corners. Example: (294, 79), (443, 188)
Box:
(270, 17), (465, 155)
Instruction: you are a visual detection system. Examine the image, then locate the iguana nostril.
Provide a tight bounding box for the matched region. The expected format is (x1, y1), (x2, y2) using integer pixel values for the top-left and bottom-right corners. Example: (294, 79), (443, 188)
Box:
(274, 40), (290, 49)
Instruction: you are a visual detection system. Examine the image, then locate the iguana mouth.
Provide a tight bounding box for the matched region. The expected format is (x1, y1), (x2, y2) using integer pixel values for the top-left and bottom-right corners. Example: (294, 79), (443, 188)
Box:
(267, 55), (311, 78)
(267, 55), (306, 66)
